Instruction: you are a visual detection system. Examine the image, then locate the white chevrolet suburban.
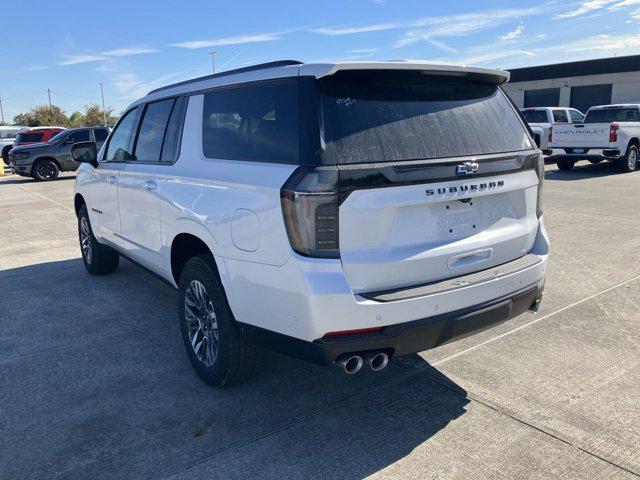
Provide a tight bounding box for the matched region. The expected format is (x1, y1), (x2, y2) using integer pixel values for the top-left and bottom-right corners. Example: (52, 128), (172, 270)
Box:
(550, 104), (640, 172)
(520, 107), (585, 156)
(72, 60), (548, 386)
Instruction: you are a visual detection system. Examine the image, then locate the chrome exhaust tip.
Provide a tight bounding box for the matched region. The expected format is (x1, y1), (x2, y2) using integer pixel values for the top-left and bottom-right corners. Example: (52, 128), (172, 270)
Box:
(365, 352), (389, 372)
(335, 354), (364, 374)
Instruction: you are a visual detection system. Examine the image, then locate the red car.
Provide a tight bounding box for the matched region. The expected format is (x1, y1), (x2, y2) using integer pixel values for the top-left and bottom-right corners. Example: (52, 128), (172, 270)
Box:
(13, 127), (66, 147)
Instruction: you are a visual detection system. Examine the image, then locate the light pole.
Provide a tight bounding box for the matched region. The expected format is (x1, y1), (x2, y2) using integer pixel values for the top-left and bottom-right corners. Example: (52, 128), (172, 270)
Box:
(100, 83), (107, 126)
(47, 89), (52, 109)
(209, 50), (217, 74)
(0, 97), (4, 124)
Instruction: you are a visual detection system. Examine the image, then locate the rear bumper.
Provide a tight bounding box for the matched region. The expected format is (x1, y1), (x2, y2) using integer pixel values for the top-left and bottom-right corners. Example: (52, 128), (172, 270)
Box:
(239, 284), (543, 365)
(550, 148), (621, 160)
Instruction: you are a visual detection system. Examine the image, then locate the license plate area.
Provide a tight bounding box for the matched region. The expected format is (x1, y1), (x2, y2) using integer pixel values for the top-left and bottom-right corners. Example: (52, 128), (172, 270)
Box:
(440, 198), (480, 237)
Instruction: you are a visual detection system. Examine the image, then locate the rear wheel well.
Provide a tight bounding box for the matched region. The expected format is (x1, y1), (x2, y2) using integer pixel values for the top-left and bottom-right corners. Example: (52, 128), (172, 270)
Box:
(628, 138), (640, 150)
(171, 233), (213, 284)
(74, 194), (86, 216)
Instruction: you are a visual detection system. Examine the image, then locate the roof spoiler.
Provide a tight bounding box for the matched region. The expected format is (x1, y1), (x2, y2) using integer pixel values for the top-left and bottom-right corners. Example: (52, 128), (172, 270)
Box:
(300, 61), (510, 85)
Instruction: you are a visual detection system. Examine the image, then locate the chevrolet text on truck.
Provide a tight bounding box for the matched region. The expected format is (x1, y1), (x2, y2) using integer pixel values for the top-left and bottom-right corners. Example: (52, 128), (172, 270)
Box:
(521, 107), (585, 156)
(550, 104), (640, 172)
(71, 60), (548, 386)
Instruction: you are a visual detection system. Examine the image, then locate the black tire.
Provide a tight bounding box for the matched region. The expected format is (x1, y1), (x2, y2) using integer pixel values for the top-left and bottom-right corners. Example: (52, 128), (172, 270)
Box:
(32, 159), (59, 181)
(178, 254), (263, 386)
(77, 205), (119, 275)
(556, 158), (575, 171)
(2, 146), (11, 163)
(615, 145), (638, 173)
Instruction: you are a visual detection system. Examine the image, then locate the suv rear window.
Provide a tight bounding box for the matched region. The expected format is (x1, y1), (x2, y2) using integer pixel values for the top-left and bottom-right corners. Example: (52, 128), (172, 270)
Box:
(202, 81), (298, 164)
(321, 71), (530, 164)
(16, 132), (44, 143)
(584, 108), (640, 123)
(522, 110), (548, 123)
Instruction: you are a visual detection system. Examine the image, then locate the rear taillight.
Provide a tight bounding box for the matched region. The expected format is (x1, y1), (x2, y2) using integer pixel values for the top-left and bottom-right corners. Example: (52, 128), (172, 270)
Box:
(281, 167), (340, 259)
(533, 152), (544, 218)
(548, 126), (553, 143)
(609, 123), (619, 142)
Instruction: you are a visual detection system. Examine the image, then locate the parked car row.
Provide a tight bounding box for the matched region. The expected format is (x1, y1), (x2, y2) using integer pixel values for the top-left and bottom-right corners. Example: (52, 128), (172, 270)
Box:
(520, 107), (585, 155)
(3, 126), (110, 180)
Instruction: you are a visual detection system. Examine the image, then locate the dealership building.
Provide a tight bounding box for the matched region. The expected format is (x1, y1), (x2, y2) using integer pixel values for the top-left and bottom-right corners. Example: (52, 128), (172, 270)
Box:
(503, 54), (640, 114)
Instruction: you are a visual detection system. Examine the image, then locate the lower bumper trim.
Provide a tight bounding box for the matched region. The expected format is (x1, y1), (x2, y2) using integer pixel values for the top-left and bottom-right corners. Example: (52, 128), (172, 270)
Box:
(239, 284), (543, 365)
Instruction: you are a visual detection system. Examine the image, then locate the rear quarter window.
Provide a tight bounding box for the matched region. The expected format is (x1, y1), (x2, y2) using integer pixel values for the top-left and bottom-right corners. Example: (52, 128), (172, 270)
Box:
(321, 71), (531, 164)
(202, 81), (299, 164)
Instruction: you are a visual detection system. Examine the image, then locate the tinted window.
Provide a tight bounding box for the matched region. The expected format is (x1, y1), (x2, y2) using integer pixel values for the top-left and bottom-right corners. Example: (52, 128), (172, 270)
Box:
(68, 130), (91, 142)
(134, 98), (176, 162)
(522, 110), (548, 123)
(552, 110), (568, 123)
(104, 108), (139, 162)
(160, 97), (183, 163)
(569, 110), (584, 123)
(584, 108), (640, 123)
(202, 81), (299, 163)
(94, 128), (109, 142)
(16, 132), (44, 143)
(321, 71), (530, 164)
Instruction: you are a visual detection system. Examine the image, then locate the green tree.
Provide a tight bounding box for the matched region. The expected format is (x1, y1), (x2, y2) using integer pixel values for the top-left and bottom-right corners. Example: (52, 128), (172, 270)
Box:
(82, 104), (117, 126)
(13, 105), (69, 127)
(68, 111), (84, 128)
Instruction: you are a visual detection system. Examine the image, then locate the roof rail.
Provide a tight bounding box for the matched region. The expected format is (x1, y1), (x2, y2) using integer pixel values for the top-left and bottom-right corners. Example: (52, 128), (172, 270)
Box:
(147, 60), (303, 95)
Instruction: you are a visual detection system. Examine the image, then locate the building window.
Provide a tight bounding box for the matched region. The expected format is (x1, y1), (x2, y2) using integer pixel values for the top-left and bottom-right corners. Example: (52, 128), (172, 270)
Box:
(570, 84), (612, 115)
(524, 88), (560, 108)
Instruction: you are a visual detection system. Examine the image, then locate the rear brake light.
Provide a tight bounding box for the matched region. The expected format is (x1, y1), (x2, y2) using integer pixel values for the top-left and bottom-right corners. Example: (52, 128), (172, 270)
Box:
(609, 123), (619, 142)
(281, 167), (340, 259)
(529, 152), (544, 218)
(548, 126), (553, 143)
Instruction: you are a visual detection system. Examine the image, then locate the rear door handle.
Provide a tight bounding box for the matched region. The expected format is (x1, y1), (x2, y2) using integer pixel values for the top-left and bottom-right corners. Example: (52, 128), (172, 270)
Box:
(142, 180), (157, 191)
(107, 175), (118, 184)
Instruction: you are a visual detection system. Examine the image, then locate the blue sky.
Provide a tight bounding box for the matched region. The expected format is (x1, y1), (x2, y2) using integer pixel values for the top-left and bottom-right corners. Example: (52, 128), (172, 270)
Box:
(3, 0), (640, 120)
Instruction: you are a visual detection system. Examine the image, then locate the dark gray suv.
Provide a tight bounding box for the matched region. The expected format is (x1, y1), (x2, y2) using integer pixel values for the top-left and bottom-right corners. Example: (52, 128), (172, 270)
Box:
(9, 127), (110, 180)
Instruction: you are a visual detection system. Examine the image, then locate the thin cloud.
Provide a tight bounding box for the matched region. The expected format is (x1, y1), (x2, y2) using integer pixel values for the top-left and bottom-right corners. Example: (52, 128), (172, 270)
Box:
(58, 46), (157, 65)
(169, 32), (284, 49)
(555, 0), (640, 19)
(102, 47), (158, 57)
(112, 71), (191, 101)
(499, 25), (525, 42)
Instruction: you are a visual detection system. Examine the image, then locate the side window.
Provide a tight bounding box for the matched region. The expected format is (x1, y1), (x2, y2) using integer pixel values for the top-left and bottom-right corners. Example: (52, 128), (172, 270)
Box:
(94, 128), (109, 142)
(160, 97), (184, 163)
(552, 110), (568, 123)
(104, 107), (139, 162)
(133, 98), (176, 163)
(569, 110), (584, 123)
(68, 130), (91, 142)
(202, 81), (299, 164)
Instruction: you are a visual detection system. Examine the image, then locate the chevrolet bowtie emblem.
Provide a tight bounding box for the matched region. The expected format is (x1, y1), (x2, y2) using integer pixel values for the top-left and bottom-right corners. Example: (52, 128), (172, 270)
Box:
(456, 161), (479, 175)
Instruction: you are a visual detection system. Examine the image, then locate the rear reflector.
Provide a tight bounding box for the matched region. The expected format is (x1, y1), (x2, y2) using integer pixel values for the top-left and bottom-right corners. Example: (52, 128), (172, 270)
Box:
(323, 327), (382, 338)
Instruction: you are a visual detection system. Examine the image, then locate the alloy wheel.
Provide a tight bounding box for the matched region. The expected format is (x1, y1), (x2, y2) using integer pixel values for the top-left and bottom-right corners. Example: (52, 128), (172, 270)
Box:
(628, 149), (638, 170)
(80, 217), (92, 264)
(37, 162), (56, 179)
(184, 280), (219, 367)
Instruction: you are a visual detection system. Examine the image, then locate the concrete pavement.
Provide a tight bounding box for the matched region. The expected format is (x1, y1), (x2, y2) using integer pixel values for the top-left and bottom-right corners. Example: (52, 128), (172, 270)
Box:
(1, 163), (639, 479)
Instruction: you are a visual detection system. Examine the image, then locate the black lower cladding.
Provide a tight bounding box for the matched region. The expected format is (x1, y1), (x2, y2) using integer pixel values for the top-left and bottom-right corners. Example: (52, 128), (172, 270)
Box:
(239, 284), (543, 366)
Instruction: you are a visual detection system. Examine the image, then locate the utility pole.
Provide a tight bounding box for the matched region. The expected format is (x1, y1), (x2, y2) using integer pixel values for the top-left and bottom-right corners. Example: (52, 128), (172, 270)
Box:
(100, 83), (107, 126)
(209, 50), (217, 74)
(46, 89), (52, 109)
(0, 97), (4, 124)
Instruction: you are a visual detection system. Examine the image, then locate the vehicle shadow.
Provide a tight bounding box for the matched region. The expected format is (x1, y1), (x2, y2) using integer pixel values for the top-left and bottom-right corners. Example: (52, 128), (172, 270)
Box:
(0, 175), (76, 185)
(545, 160), (628, 181)
(0, 258), (469, 480)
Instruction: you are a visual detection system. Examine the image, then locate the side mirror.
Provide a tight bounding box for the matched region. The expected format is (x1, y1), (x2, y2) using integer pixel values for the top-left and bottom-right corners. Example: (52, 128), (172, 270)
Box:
(71, 141), (98, 167)
(64, 138), (75, 145)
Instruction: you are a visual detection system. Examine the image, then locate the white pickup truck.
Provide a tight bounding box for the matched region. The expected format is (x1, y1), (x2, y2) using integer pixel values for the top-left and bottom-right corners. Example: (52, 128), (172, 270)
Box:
(521, 107), (585, 156)
(550, 104), (640, 172)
